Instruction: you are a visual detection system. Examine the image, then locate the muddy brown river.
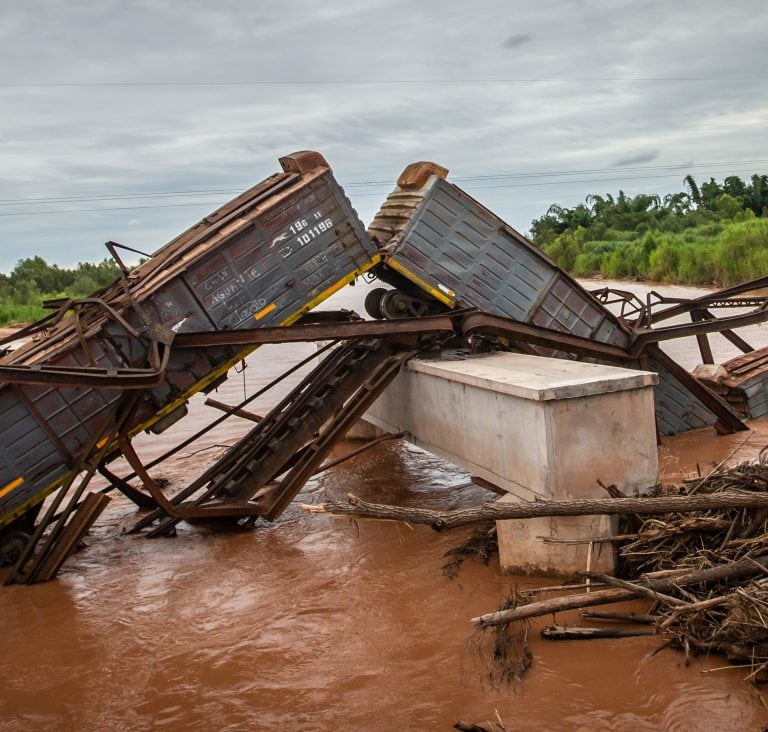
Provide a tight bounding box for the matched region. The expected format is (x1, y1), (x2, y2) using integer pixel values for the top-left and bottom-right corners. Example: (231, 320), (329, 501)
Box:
(2, 280), (768, 730)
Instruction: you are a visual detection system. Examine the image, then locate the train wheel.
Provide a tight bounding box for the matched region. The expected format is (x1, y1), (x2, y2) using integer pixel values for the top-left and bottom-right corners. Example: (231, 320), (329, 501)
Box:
(379, 290), (408, 319)
(380, 290), (433, 319)
(364, 287), (389, 319)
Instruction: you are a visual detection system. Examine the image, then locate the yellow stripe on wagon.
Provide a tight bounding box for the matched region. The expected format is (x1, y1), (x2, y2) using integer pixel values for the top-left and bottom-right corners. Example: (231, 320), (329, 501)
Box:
(387, 259), (456, 307)
(0, 477), (24, 500)
(254, 302), (278, 321)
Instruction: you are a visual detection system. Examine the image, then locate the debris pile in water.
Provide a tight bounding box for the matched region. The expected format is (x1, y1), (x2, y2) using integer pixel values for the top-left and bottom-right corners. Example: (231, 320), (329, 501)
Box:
(621, 456), (768, 682)
(475, 455), (768, 685)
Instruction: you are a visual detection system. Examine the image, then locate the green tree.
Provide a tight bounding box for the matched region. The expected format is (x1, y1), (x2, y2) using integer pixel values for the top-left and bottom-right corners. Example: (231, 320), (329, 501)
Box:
(10, 256), (71, 293)
(716, 193), (742, 219)
(684, 175), (702, 207)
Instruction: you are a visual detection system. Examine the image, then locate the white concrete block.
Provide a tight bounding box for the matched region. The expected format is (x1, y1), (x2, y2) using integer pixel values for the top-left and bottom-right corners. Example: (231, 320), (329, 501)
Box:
(364, 351), (659, 576)
(496, 514), (618, 576)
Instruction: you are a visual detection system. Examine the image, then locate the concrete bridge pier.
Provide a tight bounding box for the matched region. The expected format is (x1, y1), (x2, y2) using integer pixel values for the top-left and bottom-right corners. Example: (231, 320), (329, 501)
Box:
(361, 352), (659, 576)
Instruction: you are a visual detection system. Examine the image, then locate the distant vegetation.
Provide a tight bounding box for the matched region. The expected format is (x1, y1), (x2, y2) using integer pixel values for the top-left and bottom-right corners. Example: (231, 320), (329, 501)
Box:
(0, 256), (122, 326)
(529, 174), (768, 285)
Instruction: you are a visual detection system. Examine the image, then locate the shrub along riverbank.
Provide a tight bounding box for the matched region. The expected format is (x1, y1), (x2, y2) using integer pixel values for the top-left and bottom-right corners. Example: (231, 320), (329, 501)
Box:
(539, 216), (768, 284)
(530, 174), (768, 285)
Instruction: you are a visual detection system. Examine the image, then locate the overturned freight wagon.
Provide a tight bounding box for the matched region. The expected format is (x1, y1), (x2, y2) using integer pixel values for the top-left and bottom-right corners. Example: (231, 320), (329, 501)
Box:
(365, 161), (758, 436)
(692, 345), (768, 420)
(0, 151), (380, 576)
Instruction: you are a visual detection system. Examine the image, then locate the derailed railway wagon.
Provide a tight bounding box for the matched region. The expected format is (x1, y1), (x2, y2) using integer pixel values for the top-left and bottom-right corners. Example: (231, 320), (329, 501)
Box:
(3, 149), (766, 582)
(365, 161), (755, 436)
(0, 151), (379, 568)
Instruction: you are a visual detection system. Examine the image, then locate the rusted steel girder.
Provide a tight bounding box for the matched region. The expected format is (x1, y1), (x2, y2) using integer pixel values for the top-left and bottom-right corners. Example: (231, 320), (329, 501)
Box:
(129, 336), (431, 534)
(694, 310), (757, 353)
(254, 347), (417, 521)
(647, 345), (748, 434)
(0, 362), (167, 389)
(630, 304), (768, 355)
(117, 435), (265, 520)
(589, 287), (648, 323)
(116, 342), (341, 526)
(459, 312), (633, 362)
(172, 315), (457, 349)
(0, 316), (454, 388)
(647, 275), (768, 324)
(31, 492), (111, 583)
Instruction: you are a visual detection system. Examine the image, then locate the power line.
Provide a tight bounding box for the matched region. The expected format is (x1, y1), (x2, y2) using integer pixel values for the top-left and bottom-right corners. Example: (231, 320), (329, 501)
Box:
(1, 159), (766, 208)
(1, 167), (765, 217)
(1, 77), (767, 88)
(0, 201), (227, 217)
(463, 172), (699, 191)
(0, 189), (244, 206)
(357, 159), (768, 186)
(359, 168), (767, 195)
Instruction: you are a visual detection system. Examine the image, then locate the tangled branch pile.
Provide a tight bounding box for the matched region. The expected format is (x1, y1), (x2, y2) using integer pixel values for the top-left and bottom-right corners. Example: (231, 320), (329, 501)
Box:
(475, 456), (768, 684)
(619, 459), (768, 682)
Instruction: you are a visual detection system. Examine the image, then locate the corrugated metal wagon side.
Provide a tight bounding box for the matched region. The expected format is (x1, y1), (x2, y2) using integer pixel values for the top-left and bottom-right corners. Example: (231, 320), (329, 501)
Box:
(0, 151), (379, 546)
(367, 161), (739, 436)
(368, 161), (630, 348)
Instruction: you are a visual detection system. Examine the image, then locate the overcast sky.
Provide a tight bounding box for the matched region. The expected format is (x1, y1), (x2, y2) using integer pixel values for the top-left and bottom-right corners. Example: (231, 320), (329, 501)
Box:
(1, 0), (766, 274)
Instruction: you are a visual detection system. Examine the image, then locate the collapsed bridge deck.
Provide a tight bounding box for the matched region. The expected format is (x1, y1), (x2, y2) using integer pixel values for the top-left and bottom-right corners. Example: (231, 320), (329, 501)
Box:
(2, 151), (767, 582)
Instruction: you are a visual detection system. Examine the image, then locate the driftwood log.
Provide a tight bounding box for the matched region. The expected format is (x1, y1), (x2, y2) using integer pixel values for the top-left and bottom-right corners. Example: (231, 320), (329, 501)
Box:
(318, 492), (768, 532)
(580, 610), (656, 624)
(471, 554), (768, 627)
(541, 626), (655, 639)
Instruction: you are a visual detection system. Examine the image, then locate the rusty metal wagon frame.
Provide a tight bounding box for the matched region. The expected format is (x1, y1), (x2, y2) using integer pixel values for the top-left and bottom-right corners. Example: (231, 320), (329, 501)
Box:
(0, 150), (387, 581)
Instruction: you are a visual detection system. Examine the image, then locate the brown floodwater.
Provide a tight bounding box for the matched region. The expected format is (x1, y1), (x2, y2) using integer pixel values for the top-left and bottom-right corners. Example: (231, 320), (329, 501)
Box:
(2, 279), (768, 730)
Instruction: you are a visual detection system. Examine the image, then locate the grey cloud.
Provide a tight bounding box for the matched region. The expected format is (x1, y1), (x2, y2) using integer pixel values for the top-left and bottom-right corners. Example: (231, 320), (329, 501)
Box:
(612, 150), (661, 167)
(500, 33), (532, 50)
(1, 0), (768, 272)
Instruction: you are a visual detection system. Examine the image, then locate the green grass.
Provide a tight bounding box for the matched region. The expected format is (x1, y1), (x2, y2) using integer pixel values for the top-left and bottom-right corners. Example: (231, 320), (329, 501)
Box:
(0, 302), (46, 327)
(541, 217), (768, 285)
